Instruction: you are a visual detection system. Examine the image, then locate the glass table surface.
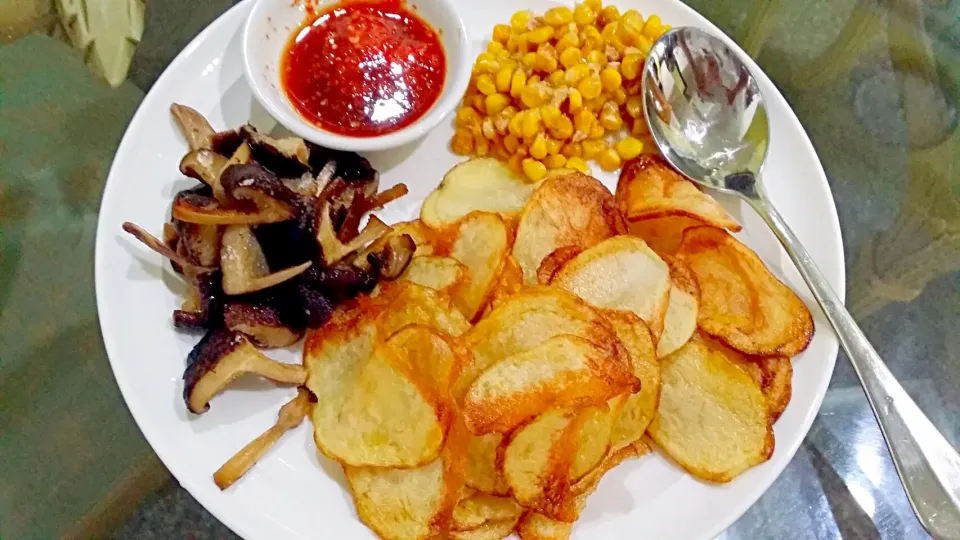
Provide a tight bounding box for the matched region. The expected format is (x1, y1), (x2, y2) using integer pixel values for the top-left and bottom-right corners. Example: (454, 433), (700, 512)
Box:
(1, 0), (958, 538)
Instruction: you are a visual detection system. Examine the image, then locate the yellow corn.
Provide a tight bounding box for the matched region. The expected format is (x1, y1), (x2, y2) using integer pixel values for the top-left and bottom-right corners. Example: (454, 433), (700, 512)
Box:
(573, 4), (597, 26)
(555, 32), (580, 54)
(471, 94), (486, 113)
(492, 24), (511, 44)
(585, 49), (605, 65)
(456, 107), (481, 127)
(621, 54), (642, 80)
(544, 154), (567, 169)
(626, 96), (643, 117)
(473, 126), (490, 156)
(562, 141), (582, 158)
(507, 153), (524, 175)
(520, 84), (549, 108)
(643, 15), (663, 40)
(566, 156), (590, 173)
(549, 114), (574, 140)
(544, 6), (574, 26)
(522, 158), (547, 182)
(529, 133), (548, 159)
(521, 52), (537, 70)
(632, 117), (650, 136)
(546, 137), (563, 155)
(582, 139), (607, 159)
(477, 74), (497, 95)
(535, 45), (558, 73)
(508, 112), (524, 137)
(581, 25), (603, 49)
(511, 10), (532, 31)
(487, 41), (505, 55)
(600, 67), (622, 91)
(584, 0), (602, 12)
(599, 101), (622, 130)
(574, 109), (596, 134)
(510, 70), (527, 98)
(521, 110), (541, 138)
(565, 63), (591, 85)
(559, 47), (582, 69)
(612, 87), (628, 105)
(525, 26), (555, 45)
(541, 105), (562, 127)
(475, 52), (500, 73)
(598, 147), (621, 171)
(589, 123), (606, 139)
(567, 88), (584, 113)
(615, 137), (644, 160)
(495, 66), (515, 93)
(485, 93), (509, 116)
(452, 128), (474, 154)
(503, 133), (521, 154)
(599, 5), (621, 25)
(577, 74), (602, 99)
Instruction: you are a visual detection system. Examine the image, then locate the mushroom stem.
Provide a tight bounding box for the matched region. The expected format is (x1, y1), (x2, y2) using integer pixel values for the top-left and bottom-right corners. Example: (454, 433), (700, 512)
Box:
(122, 222), (215, 274)
(171, 104), (216, 150)
(213, 388), (313, 489)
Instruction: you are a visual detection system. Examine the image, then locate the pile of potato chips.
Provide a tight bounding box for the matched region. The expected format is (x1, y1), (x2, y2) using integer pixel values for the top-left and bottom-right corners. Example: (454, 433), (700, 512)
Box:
(304, 156), (814, 539)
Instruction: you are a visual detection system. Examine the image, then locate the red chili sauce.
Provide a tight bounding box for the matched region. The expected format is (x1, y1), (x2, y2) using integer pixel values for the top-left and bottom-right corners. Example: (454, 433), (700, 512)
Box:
(281, 0), (446, 137)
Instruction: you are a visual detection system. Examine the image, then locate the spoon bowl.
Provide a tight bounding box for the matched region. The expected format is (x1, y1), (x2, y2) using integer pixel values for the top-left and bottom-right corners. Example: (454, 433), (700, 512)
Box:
(642, 26), (960, 540)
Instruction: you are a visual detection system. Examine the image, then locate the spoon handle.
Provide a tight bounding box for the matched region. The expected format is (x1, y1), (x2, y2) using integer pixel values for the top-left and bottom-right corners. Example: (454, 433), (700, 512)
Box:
(746, 193), (960, 539)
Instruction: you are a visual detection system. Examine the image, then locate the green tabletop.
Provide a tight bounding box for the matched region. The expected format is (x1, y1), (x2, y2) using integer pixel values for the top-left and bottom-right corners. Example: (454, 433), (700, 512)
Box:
(1, 0), (958, 538)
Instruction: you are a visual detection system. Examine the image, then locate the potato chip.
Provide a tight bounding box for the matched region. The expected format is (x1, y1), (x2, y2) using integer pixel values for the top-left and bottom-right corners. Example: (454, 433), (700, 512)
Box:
(463, 333), (638, 434)
(451, 518), (519, 540)
(465, 433), (510, 495)
(458, 287), (631, 400)
(702, 334), (793, 421)
(626, 215), (704, 256)
(481, 254), (524, 317)
(309, 328), (448, 467)
(676, 226), (813, 356)
(551, 235), (671, 340)
(513, 172), (625, 284)
(435, 212), (511, 321)
(346, 419), (468, 540)
(516, 512), (574, 540)
(399, 255), (467, 296)
(421, 158), (536, 229)
(536, 246), (582, 285)
(657, 256), (700, 358)
(648, 339), (774, 482)
(452, 492), (523, 531)
(569, 398), (621, 482)
(616, 155), (741, 231)
(501, 409), (579, 520)
(375, 281), (471, 338)
(601, 310), (661, 452)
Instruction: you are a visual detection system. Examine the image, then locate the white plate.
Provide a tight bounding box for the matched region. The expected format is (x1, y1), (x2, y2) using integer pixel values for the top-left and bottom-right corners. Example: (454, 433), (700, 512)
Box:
(95, 1), (844, 538)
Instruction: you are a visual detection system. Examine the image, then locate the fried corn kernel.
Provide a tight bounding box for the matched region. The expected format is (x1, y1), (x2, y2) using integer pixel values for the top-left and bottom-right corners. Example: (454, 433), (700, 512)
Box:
(522, 158), (547, 181)
(510, 69), (528, 98)
(584, 0), (602, 12)
(573, 4), (597, 26)
(621, 54), (642, 80)
(582, 139), (607, 159)
(566, 156), (590, 173)
(599, 101), (622, 130)
(598, 147), (622, 171)
(567, 88), (584, 113)
(530, 133), (548, 159)
(511, 10), (532, 31)
(577, 74), (602, 99)
(600, 67), (622, 91)
(477, 73), (497, 95)
(526, 25), (555, 45)
(504, 133), (520, 153)
(626, 95), (644, 117)
(456, 107), (481, 127)
(599, 5), (621, 25)
(485, 93), (509, 116)
(545, 6), (574, 26)
(521, 51), (537, 70)
(492, 23), (511, 43)
(562, 141), (582, 158)
(452, 128), (474, 154)
(544, 154), (567, 169)
(615, 136), (644, 160)
(547, 69), (566, 87)
(559, 47), (582, 69)
(549, 114), (574, 140)
(495, 66), (515, 93)
(555, 32), (579, 54)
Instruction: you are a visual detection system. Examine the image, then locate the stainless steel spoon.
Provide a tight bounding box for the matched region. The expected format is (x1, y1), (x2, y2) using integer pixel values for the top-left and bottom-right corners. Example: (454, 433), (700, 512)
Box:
(642, 26), (960, 540)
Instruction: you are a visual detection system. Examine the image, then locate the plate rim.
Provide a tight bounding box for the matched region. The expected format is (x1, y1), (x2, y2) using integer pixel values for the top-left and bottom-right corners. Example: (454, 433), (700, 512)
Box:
(95, 1), (846, 538)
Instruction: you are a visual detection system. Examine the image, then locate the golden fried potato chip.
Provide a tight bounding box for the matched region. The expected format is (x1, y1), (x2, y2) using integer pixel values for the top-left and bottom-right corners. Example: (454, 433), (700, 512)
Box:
(536, 246), (582, 285)
(501, 409), (579, 520)
(649, 339), (774, 482)
(465, 433), (510, 495)
(516, 441), (652, 539)
(421, 158), (536, 229)
(458, 287), (632, 400)
(452, 492), (523, 531)
(399, 255), (467, 296)
(386, 324), (463, 398)
(375, 281), (471, 338)
(569, 398), (622, 482)
(451, 518), (519, 540)
(551, 236), (671, 340)
(616, 155), (741, 231)
(481, 254), (524, 318)
(657, 256), (700, 358)
(626, 215), (704, 256)
(513, 172), (625, 284)
(346, 419), (468, 540)
(463, 335), (638, 434)
(308, 328), (448, 467)
(702, 334), (793, 421)
(676, 226), (814, 356)
(436, 212), (511, 321)
(601, 310), (661, 452)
